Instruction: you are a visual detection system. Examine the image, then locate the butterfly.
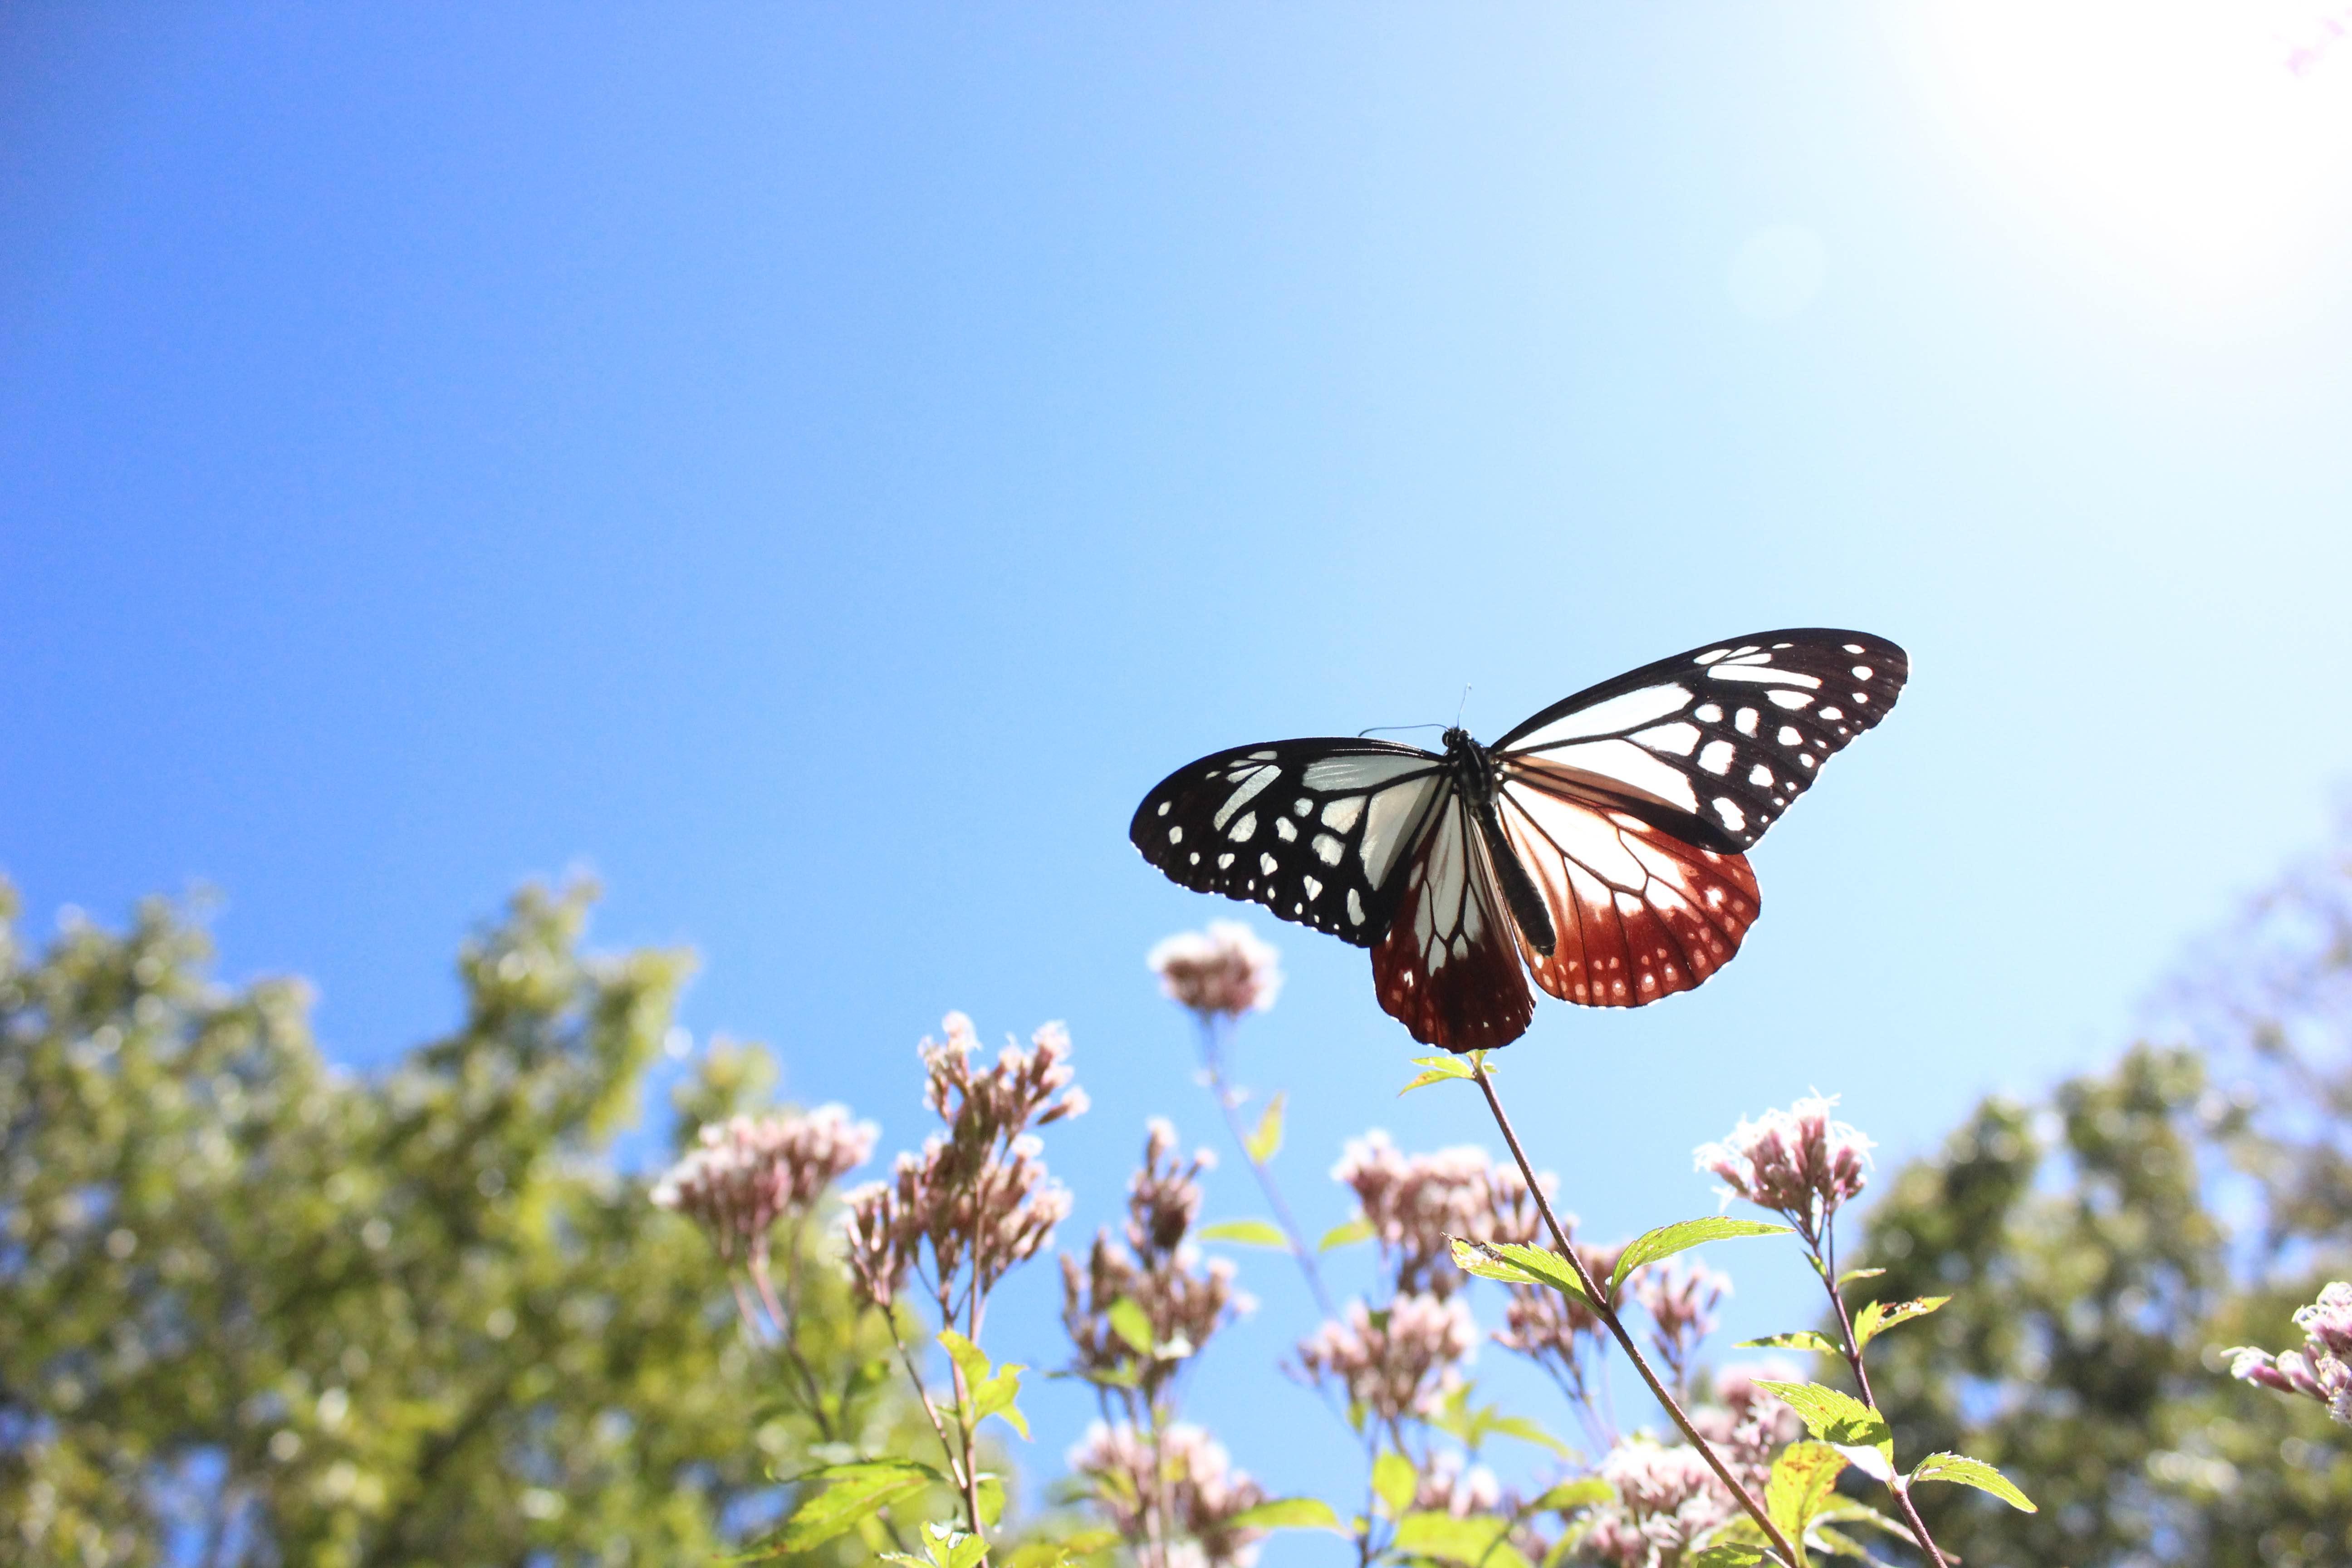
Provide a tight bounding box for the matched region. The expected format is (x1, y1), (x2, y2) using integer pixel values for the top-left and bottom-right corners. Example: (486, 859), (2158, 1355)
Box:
(1130, 630), (1907, 1052)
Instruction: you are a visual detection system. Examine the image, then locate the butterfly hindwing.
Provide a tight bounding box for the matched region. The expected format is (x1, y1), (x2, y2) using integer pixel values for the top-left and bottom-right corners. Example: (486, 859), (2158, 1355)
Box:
(1495, 628), (1907, 852)
(1370, 795), (1535, 1050)
(1497, 781), (1761, 1008)
(1129, 739), (1449, 948)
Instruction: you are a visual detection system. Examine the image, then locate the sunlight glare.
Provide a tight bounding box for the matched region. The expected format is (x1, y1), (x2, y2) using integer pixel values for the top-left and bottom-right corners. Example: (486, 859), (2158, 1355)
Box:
(1919, 1), (2352, 328)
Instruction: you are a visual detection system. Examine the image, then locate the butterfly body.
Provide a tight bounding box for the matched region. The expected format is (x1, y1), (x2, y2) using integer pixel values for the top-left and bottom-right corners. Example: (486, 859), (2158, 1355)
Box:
(1132, 629), (1906, 1052)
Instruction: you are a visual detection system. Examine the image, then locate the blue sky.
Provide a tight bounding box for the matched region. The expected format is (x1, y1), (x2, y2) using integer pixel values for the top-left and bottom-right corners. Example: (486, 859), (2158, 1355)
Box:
(9, 1), (2352, 1543)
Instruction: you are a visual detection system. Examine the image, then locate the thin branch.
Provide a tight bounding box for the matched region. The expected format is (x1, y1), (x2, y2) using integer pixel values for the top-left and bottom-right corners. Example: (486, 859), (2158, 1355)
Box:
(1196, 1014), (1336, 1318)
(1817, 1221), (1948, 1568)
(1469, 1059), (1799, 1568)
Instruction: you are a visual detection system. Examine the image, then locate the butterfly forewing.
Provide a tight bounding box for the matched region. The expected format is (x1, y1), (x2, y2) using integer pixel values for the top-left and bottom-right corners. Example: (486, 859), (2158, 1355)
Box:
(1370, 796), (1535, 1050)
(1129, 740), (1449, 947)
(1496, 784), (1760, 1008)
(1496, 628), (1907, 852)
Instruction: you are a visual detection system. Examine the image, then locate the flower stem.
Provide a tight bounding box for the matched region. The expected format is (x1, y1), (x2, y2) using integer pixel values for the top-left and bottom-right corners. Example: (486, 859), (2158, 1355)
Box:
(1468, 1059), (1798, 1568)
(1817, 1228), (1949, 1568)
(1198, 1015), (1336, 1318)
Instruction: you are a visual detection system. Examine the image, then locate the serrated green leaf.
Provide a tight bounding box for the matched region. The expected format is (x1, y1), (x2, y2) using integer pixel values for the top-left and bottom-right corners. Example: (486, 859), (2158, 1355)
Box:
(1226, 1497), (1348, 1534)
(1689, 1548), (1769, 1568)
(1752, 1381), (1893, 1470)
(1852, 1296), (1949, 1351)
(1736, 1331), (1843, 1353)
(1318, 1215), (1375, 1252)
(975, 1475), (1006, 1529)
(1483, 1413), (1576, 1458)
(1610, 1217), (1792, 1292)
(1448, 1235), (1594, 1306)
(1003, 1530), (1122, 1568)
(970, 1365), (1029, 1439)
(1107, 1298), (1154, 1357)
(1246, 1091), (1286, 1163)
(1392, 1510), (1531, 1568)
(1766, 1440), (1848, 1543)
(730, 1461), (938, 1559)
(937, 1330), (991, 1393)
(1529, 1477), (1612, 1513)
(1373, 1450), (1417, 1517)
(1837, 1266), (1885, 1286)
(1909, 1452), (2036, 1513)
(1198, 1219), (1291, 1249)
(945, 1530), (990, 1568)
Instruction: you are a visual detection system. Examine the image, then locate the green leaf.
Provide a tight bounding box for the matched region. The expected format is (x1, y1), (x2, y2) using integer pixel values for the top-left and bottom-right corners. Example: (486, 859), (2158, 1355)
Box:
(936, 1330), (991, 1393)
(1448, 1235), (1594, 1306)
(1766, 1441), (1848, 1543)
(1318, 1216), (1375, 1252)
(731, 1461), (939, 1559)
(1373, 1450), (1418, 1517)
(1838, 1266), (1885, 1286)
(1852, 1295), (1949, 1351)
(1609, 1217), (1792, 1292)
(1245, 1091), (1286, 1163)
(969, 1364), (1030, 1439)
(1225, 1497), (1348, 1534)
(1003, 1531), (1122, 1568)
(1400, 1054), (1475, 1094)
(1736, 1330), (1843, 1353)
(1909, 1452), (2037, 1513)
(1529, 1478), (1612, 1514)
(1689, 1548), (1769, 1568)
(1752, 1381), (1894, 1473)
(1198, 1219), (1291, 1249)
(1392, 1510), (1531, 1568)
(1483, 1413), (1577, 1459)
(1107, 1298), (1155, 1357)
(974, 1475), (1006, 1529)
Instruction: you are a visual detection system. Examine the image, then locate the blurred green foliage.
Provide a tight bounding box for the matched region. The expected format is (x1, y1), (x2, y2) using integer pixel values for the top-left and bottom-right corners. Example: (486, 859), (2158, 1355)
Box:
(0, 878), (927, 1567)
(1857, 828), (2352, 1568)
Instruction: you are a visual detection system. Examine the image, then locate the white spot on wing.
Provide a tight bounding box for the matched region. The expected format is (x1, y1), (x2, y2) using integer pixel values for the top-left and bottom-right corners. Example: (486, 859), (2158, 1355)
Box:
(1303, 875), (1323, 900)
(1346, 888), (1366, 925)
(1714, 797), (1746, 832)
(1214, 766), (1279, 828)
(1709, 665), (1823, 689)
(1819, 706), (1842, 721)
(1302, 754), (1436, 792)
(1156, 802), (1171, 816)
(1766, 689), (1812, 710)
(1749, 764), (1774, 787)
(1168, 826), (1183, 843)
(1632, 720), (1701, 757)
(1320, 796), (1365, 832)
(1260, 853), (1279, 875)
(1275, 816), (1298, 842)
(1699, 740), (1735, 775)
(1777, 726), (1802, 747)
(1852, 665), (1873, 681)
(1228, 811), (1257, 842)
(1312, 833), (1345, 866)
(1509, 684), (1692, 749)
(1695, 703), (1723, 722)
(1696, 649), (1731, 664)
(1843, 643), (1864, 654)
(1735, 708), (1759, 736)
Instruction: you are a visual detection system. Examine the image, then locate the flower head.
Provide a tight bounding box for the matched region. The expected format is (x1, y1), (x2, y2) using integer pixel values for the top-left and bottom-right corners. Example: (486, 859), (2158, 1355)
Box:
(1149, 923), (1283, 1019)
(841, 1014), (1087, 1311)
(1579, 1437), (1734, 1568)
(2229, 1280), (2352, 1426)
(1332, 1132), (1549, 1298)
(1069, 1421), (1269, 1568)
(651, 1105), (877, 1265)
(1294, 1293), (1476, 1424)
(1695, 1094), (1873, 1240)
(1635, 1258), (1728, 1396)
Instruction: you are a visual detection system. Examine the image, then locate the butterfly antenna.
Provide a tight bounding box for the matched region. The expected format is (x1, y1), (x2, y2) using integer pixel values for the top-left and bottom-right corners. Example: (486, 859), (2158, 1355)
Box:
(1456, 685), (1473, 728)
(1358, 722), (1448, 739)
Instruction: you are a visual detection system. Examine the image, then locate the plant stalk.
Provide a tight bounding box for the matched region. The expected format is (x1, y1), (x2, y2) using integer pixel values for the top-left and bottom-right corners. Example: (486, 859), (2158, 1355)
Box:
(1469, 1060), (1799, 1568)
(1198, 1014), (1336, 1318)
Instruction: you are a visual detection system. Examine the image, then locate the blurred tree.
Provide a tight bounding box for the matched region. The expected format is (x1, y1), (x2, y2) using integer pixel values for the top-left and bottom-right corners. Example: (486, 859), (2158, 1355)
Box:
(0, 878), (923, 1568)
(1857, 822), (2352, 1568)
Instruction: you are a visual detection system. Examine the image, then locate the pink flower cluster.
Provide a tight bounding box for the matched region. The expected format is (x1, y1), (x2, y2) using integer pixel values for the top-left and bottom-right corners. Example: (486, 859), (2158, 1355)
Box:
(843, 1014), (1088, 1310)
(1295, 1293), (1477, 1424)
(1148, 923), (1284, 1019)
(1694, 1094), (1873, 1240)
(651, 1106), (877, 1265)
(1635, 1259), (1728, 1396)
(1573, 1365), (1800, 1566)
(1067, 1421), (1269, 1568)
(2230, 1280), (2352, 1426)
(1063, 1120), (1251, 1397)
(1331, 1132), (1548, 1298)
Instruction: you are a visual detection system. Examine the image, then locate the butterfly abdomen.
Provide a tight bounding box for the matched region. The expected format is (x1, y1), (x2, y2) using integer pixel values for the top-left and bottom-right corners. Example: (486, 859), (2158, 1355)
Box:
(1444, 729), (1558, 959)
